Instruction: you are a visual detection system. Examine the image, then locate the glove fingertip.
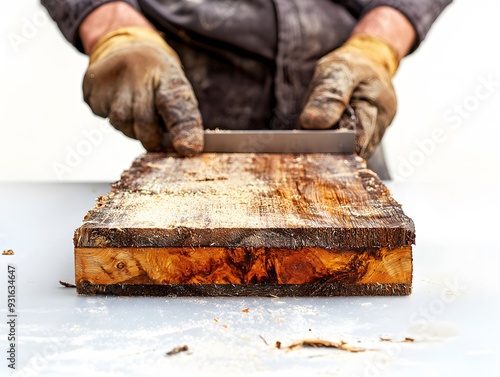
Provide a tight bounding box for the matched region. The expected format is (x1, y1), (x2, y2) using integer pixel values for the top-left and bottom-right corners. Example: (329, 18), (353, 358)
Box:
(299, 100), (346, 130)
(299, 109), (332, 130)
(140, 136), (163, 153)
(171, 120), (204, 157)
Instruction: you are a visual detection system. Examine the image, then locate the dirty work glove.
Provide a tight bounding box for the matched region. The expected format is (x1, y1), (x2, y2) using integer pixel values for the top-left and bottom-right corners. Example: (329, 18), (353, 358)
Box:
(83, 26), (203, 156)
(299, 34), (398, 158)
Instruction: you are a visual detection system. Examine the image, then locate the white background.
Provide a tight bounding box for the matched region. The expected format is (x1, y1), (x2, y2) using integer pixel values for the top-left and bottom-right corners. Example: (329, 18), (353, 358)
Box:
(1, 3), (499, 375)
(1, 0), (499, 183)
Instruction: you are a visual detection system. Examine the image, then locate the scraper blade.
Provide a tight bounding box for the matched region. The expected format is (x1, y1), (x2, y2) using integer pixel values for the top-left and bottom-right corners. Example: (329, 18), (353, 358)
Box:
(162, 129), (355, 154)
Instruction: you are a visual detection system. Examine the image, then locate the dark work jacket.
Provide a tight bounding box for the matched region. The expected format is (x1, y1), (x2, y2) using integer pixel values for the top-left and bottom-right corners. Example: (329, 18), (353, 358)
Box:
(41, 0), (453, 130)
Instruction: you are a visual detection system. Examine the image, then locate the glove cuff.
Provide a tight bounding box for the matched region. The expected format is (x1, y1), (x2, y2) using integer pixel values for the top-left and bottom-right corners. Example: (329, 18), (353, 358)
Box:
(343, 34), (399, 77)
(89, 26), (178, 65)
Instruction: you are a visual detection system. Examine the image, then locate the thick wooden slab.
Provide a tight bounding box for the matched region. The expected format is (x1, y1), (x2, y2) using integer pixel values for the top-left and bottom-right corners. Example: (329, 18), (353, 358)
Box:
(74, 153), (415, 296)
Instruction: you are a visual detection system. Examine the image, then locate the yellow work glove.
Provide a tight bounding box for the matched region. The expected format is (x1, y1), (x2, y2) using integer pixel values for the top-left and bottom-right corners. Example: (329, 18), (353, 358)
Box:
(299, 34), (399, 158)
(83, 26), (203, 156)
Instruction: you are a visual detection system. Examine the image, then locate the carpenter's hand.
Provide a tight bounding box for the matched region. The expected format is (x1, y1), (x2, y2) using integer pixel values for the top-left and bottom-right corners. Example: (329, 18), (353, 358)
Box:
(299, 35), (398, 158)
(83, 26), (203, 156)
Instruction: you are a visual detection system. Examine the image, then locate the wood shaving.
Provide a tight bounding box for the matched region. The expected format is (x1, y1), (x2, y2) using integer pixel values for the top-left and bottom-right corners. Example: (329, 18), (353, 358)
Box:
(166, 345), (189, 356)
(59, 281), (77, 288)
(2, 249), (14, 255)
(278, 339), (365, 353)
(241, 308), (250, 313)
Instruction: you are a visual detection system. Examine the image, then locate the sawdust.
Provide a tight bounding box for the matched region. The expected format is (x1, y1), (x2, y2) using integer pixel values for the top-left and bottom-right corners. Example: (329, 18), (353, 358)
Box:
(76, 153), (415, 252)
(379, 336), (415, 343)
(88, 153), (381, 230)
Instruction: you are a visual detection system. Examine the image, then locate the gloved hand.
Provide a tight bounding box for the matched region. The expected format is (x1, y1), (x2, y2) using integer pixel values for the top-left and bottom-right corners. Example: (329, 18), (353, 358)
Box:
(83, 26), (203, 156)
(299, 34), (399, 158)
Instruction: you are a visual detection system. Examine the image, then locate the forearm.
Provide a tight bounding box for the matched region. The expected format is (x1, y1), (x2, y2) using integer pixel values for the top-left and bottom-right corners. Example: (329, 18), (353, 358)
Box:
(79, 1), (154, 54)
(351, 6), (416, 61)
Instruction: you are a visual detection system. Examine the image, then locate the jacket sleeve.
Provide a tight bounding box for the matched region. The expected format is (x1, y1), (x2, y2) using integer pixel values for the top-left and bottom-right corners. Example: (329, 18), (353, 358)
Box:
(40, 0), (140, 53)
(340, 0), (453, 53)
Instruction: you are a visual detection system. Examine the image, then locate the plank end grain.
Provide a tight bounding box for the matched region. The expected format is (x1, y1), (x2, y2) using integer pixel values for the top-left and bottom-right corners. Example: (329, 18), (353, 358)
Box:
(74, 153), (415, 296)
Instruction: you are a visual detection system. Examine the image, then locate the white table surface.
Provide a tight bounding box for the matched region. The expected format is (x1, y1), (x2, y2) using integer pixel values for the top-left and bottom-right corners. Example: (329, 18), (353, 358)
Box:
(0, 181), (499, 377)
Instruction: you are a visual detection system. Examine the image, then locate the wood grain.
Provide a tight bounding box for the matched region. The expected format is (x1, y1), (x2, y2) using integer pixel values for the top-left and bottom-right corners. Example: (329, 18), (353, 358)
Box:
(74, 153), (415, 249)
(74, 153), (415, 296)
(75, 246), (412, 285)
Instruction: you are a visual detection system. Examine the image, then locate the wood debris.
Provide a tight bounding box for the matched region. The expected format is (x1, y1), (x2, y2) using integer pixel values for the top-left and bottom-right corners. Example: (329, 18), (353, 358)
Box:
(277, 339), (365, 353)
(59, 280), (77, 288)
(2, 249), (14, 255)
(379, 336), (415, 343)
(241, 308), (250, 313)
(166, 345), (189, 356)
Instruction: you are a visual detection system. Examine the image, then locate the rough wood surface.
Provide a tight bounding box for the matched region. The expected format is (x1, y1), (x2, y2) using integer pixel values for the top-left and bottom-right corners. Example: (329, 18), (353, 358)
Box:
(74, 153), (415, 296)
(74, 153), (415, 249)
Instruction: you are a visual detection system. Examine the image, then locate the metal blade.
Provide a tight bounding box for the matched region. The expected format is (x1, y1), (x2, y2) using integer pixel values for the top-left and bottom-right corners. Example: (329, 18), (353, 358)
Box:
(161, 129), (355, 153)
(167, 129), (354, 153)
(203, 129), (355, 153)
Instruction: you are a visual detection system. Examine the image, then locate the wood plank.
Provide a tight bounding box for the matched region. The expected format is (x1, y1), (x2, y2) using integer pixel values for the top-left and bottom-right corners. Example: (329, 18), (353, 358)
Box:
(74, 153), (415, 296)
